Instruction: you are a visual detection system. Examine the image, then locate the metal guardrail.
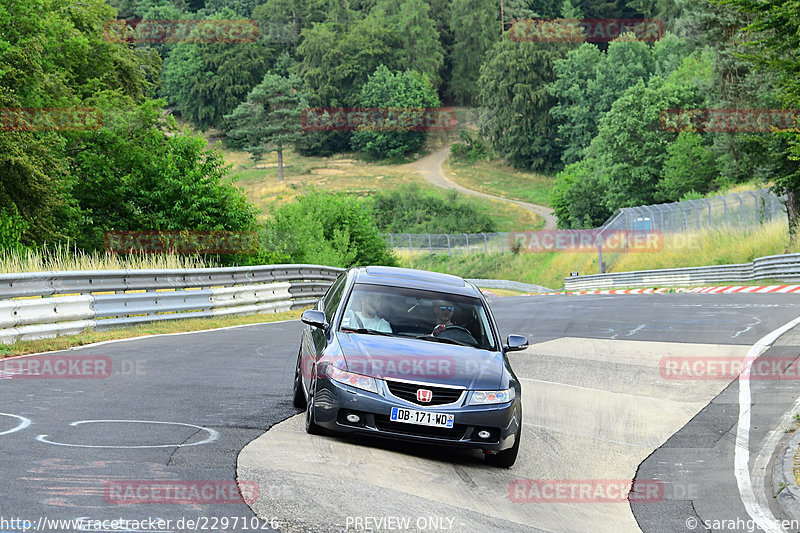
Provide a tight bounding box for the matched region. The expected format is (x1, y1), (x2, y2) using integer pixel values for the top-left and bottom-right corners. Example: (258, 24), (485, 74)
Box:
(563, 253), (800, 290)
(467, 279), (554, 294)
(0, 265), (343, 344)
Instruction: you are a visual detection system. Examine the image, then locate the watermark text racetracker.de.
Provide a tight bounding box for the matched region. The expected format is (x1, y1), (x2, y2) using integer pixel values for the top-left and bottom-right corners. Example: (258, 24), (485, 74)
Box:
(660, 356), (800, 380)
(300, 107), (458, 132)
(0, 107), (102, 131)
(509, 18), (663, 42)
(660, 108), (800, 133)
(104, 480), (258, 505)
(509, 479), (663, 503)
(0, 356), (144, 379)
(104, 230), (259, 255)
(103, 19), (259, 43)
(509, 230), (664, 253)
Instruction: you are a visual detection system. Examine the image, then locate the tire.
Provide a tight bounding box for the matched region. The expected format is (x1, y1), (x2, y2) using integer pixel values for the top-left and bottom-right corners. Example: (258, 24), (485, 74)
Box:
(305, 384), (324, 435)
(292, 349), (306, 409)
(485, 422), (521, 468)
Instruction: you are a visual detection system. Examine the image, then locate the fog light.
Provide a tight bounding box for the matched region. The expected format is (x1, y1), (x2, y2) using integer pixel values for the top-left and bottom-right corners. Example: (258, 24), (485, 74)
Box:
(346, 413), (361, 423)
(477, 430), (491, 439)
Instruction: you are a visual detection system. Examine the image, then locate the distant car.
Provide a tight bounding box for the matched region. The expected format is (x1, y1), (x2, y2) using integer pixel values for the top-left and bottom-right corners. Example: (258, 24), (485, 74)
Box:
(292, 266), (528, 468)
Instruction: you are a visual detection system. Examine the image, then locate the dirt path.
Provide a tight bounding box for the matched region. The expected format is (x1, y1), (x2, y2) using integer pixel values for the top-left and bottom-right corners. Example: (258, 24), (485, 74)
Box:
(408, 146), (558, 229)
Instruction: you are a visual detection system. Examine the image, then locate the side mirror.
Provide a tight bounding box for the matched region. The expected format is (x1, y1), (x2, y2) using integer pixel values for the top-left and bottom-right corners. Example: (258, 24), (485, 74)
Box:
(504, 334), (529, 352)
(301, 309), (328, 330)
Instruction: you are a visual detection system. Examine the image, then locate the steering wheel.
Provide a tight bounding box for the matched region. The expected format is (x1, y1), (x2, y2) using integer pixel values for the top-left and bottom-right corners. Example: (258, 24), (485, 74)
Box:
(432, 324), (472, 337)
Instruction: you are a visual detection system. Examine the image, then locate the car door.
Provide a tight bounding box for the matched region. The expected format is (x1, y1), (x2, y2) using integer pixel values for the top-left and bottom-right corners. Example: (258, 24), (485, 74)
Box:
(303, 272), (347, 390)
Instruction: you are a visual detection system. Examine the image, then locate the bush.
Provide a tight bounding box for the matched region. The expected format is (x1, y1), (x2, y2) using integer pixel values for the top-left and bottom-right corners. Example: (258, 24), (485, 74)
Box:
(369, 184), (497, 233)
(266, 190), (397, 268)
(450, 131), (491, 163)
(350, 66), (440, 159)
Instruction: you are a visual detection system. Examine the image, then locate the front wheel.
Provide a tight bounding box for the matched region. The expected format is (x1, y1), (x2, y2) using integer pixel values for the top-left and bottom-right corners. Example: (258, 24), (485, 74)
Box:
(292, 349), (306, 409)
(485, 422), (521, 468)
(305, 385), (324, 435)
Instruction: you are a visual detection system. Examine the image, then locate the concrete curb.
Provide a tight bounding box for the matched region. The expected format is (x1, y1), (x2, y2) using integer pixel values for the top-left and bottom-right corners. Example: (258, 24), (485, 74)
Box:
(773, 423), (800, 521)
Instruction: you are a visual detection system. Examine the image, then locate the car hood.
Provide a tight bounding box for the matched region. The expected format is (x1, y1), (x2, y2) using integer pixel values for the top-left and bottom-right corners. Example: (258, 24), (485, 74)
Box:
(336, 333), (504, 390)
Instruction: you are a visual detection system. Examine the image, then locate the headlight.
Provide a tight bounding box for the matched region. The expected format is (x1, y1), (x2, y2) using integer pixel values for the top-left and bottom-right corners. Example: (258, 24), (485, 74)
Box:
(469, 388), (514, 405)
(326, 366), (379, 394)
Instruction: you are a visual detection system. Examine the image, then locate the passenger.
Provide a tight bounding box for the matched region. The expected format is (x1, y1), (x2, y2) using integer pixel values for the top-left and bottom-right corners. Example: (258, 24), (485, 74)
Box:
(342, 292), (392, 333)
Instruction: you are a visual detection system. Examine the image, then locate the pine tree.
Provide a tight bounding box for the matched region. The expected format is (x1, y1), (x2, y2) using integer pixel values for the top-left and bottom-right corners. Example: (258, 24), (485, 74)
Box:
(224, 74), (307, 181)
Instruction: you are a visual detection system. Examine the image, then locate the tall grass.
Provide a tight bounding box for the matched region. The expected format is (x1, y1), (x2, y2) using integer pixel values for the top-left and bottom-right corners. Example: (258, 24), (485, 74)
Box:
(0, 243), (213, 274)
(400, 219), (800, 290)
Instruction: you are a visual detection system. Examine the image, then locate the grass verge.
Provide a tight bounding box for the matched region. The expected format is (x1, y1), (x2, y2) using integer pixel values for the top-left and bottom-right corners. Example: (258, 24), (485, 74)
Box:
(0, 309), (303, 358)
(400, 219), (800, 290)
(443, 157), (556, 207)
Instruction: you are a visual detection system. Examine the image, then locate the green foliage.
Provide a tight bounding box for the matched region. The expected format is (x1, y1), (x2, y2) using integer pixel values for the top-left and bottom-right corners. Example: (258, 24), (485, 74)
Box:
(369, 184), (497, 233)
(550, 158), (612, 229)
(161, 9), (274, 130)
(548, 34), (690, 166)
(658, 132), (718, 201)
(350, 66), (440, 159)
(449, 0), (498, 105)
(267, 190), (398, 267)
(0, 207), (29, 252)
(479, 39), (567, 172)
(67, 101), (258, 250)
(224, 72), (307, 178)
(449, 130), (491, 162)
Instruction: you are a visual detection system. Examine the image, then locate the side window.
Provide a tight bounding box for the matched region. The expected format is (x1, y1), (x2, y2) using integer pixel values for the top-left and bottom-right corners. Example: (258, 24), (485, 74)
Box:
(323, 275), (347, 322)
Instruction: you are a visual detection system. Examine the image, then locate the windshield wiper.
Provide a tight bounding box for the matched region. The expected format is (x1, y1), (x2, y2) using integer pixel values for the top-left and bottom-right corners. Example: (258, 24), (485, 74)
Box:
(340, 327), (394, 337)
(414, 335), (472, 347)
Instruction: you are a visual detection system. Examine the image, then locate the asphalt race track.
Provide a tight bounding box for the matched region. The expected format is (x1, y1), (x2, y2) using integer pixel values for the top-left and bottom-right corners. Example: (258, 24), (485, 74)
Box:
(3, 294), (800, 532)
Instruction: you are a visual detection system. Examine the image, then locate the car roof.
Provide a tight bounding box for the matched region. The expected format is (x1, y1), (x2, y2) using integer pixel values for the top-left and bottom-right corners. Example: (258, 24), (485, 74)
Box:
(350, 266), (481, 298)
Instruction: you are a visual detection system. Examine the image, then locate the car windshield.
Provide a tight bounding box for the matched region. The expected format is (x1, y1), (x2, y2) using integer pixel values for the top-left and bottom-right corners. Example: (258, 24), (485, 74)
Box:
(339, 284), (497, 350)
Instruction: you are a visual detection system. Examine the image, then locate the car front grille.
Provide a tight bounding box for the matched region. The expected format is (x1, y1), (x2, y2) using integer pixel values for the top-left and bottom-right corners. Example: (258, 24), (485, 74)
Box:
(385, 380), (464, 406)
(373, 415), (466, 440)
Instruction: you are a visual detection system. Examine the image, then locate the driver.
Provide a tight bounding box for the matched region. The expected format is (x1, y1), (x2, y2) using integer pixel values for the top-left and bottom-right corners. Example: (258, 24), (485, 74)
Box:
(432, 300), (455, 335)
(342, 292), (392, 333)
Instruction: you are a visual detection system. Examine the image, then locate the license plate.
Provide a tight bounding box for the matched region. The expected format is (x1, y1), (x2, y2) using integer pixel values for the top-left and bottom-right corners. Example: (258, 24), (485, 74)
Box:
(390, 407), (454, 428)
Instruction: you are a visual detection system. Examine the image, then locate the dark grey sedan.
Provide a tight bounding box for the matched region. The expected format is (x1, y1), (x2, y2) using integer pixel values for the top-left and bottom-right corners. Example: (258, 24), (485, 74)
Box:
(292, 266), (528, 467)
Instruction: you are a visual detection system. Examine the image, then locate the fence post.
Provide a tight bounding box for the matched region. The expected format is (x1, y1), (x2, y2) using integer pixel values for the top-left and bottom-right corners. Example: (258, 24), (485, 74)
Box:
(482, 233), (488, 254)
(445, 234), (451, 256)
(702, 198), (712, 228)
(407, 233), (412, 254)
(721, 197), (728, 226)
(732, 193), (744, 229)
(389, 234), (394, 248)
(464, 233), (469, 255)
(427, 233), (432, 253)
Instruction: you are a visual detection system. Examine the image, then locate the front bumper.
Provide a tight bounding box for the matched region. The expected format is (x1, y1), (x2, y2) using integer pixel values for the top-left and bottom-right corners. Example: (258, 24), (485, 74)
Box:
(311, 377), (521, 451)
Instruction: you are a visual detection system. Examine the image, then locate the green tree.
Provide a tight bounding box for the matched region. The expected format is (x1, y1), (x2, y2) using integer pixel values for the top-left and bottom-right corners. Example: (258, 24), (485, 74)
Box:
(225, 73), (307, 180)
(658, 132), (718, 201)
(67, 101), (258, 250)
(268, 190), (398, 267)
(161, 9), (273, 130)
(449, 0), (498, 105)
(479, 39), (566, 172)
(722, 0), (800, 239)
(550, 158), (612, 228)
(350, 65), (440, 159)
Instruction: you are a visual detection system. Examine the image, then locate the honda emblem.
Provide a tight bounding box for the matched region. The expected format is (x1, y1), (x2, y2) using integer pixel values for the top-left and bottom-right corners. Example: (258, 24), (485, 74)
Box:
(417, 389), (433, 403)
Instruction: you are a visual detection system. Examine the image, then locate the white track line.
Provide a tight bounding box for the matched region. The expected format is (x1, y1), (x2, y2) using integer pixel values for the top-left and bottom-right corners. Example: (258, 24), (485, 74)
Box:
(735, 314), (800, 533)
